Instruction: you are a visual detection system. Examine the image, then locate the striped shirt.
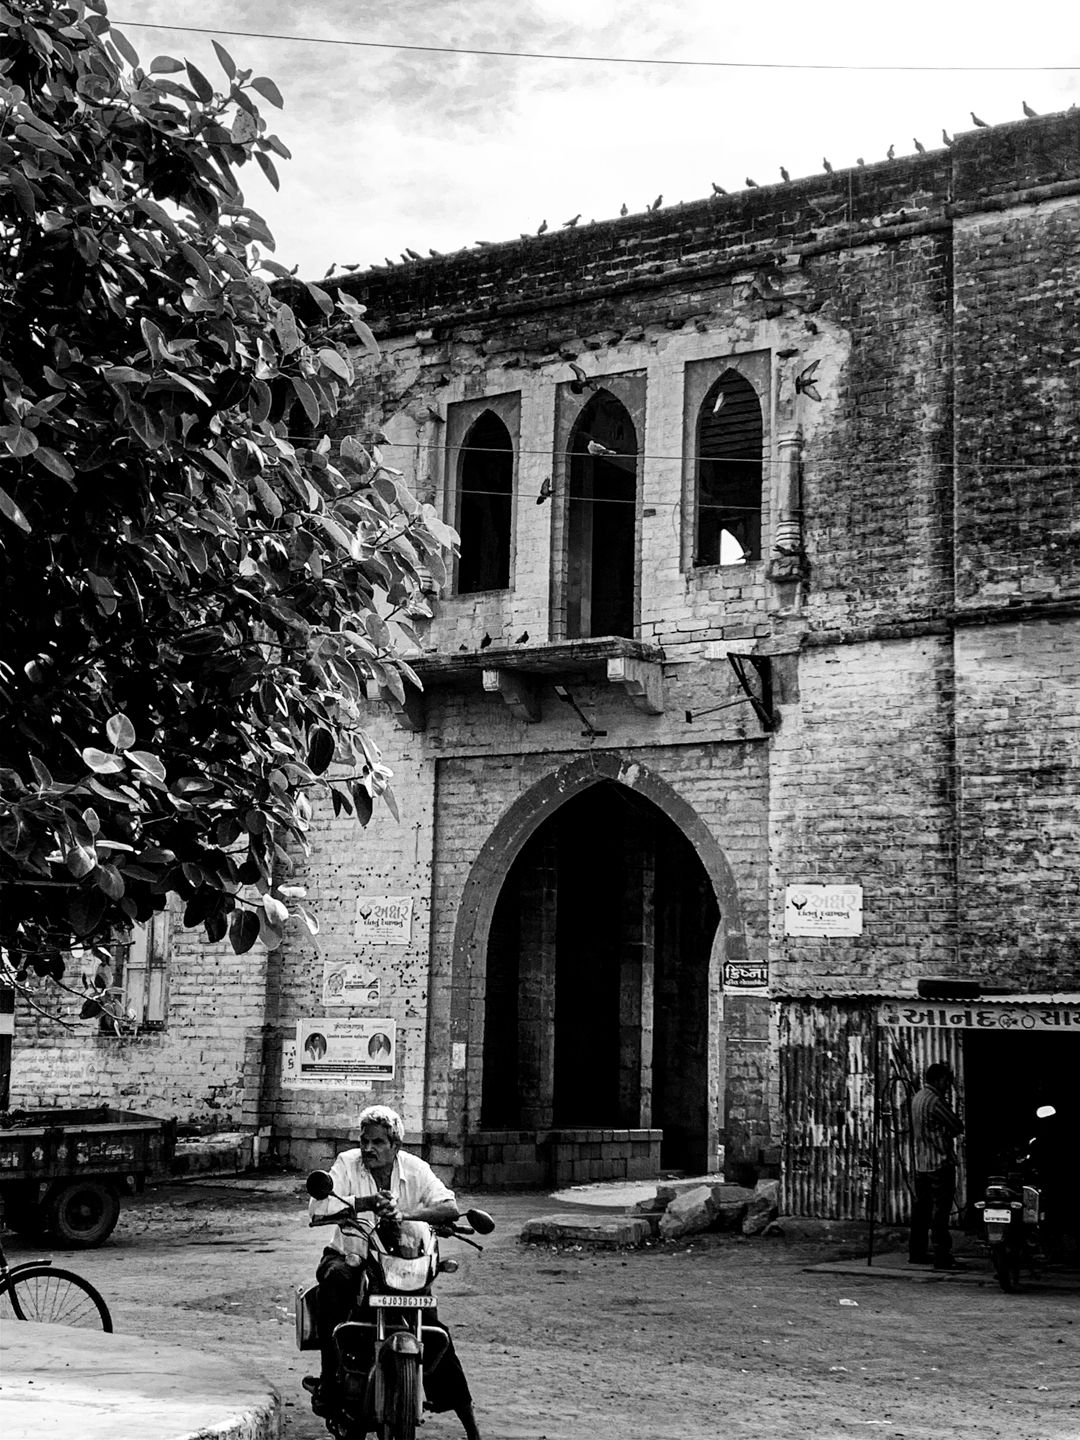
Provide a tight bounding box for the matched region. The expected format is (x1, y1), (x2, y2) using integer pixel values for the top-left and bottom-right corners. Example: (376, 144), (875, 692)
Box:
(911, 1084), (963, 1171)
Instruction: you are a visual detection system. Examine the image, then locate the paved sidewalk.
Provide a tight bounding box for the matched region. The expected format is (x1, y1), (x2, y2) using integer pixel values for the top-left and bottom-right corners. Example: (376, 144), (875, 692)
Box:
(0, 1321), (280, 1440)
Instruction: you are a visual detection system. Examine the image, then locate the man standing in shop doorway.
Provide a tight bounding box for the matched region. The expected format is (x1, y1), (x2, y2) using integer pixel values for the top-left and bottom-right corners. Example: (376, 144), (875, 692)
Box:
(908, 1062), (965, 1270)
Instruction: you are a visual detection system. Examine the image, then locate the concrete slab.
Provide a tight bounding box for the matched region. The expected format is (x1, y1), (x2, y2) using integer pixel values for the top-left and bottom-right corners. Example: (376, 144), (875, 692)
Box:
(550, 1173), (723, 1210)
(520, 1213), (654, 1247)
(0, 1321), (281, 1440)
(805, 1248), (1080, 1290)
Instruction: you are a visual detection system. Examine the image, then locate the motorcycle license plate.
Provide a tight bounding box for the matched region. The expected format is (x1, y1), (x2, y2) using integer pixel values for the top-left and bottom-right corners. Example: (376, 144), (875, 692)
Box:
(369, 1294), (436, 1308)
(983, 1208), (1012, 1224)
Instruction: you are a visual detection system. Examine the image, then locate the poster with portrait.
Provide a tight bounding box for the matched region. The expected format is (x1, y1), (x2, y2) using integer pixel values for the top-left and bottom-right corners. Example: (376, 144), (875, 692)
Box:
(322, 964), (381, 1008)
(295, 1017), (397, 1084)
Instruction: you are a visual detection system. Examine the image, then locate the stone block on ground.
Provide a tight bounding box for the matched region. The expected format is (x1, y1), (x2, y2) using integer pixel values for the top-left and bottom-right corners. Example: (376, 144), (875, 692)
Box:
(742, 1179), (780, 1235)
(658, 1184), (720, 1239)
(520, 1214), (653, 1248)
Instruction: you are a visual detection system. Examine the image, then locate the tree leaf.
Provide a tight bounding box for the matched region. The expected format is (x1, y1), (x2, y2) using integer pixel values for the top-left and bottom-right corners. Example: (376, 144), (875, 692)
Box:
(129, 750), (166, 781)
(185, 61), (214, 102)
(109, 26), (140, 68)
(33, 447), (75, 482)
(251, 75), (284, 108)
(318, 347), (351, 382)
(149, 55), (184, 73)
(350, 782), (373, 828)
(348, 317), (380, 357)
(229, 908), (261, 954)
(82, 747), (126, 774)
(274, 302), (301, 356)
(306, 728), (335, 775)
(106, 714), (136, 751)
(0, 485), (31, 532)
(66, 841), (98, 878)
(212, 39), (236, 79)
(254, 151), (279, 191)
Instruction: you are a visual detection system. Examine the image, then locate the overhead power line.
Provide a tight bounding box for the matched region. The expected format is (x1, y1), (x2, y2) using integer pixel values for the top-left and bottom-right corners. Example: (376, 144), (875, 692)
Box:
(113, 20), (1078, 73)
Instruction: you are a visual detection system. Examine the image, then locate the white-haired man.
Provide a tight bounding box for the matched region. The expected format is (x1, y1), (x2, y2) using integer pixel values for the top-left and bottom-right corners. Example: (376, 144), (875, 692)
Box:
(304, 1104), (481, 1440)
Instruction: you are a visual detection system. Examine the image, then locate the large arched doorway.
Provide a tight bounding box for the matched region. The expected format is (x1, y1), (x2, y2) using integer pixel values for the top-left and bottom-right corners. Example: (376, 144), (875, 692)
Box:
(480, 780), (719, 1172)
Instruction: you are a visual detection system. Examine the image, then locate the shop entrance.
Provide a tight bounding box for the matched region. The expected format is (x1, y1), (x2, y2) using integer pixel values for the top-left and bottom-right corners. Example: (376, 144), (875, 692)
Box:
(963, 1030), (1080, 1243)
(480, 780), (719, 1173)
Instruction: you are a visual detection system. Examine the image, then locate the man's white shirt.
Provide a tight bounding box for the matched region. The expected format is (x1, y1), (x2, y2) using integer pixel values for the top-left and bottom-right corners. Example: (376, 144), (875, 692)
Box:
(309, 1148), (456, 1263)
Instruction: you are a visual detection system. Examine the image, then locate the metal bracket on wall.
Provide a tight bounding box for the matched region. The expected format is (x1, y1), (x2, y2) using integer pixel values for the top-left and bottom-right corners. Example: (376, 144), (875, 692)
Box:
(482, 667), (541, 722)
(606, 655), (664, 715)
(727, 653), (775, 732)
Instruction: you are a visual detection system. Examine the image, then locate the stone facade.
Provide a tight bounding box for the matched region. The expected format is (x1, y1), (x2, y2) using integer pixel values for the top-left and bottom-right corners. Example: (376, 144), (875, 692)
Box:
(12, 111), (1080, 1210)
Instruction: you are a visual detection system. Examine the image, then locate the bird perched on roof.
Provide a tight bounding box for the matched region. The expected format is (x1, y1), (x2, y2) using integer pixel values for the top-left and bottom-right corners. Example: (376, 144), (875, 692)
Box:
(536, 477), (552, 505)
(537, 218), (548, 235)
(384, 257), (396, 267)
(649, 194), (662, 211)
(942, 128), (954, 148)
(745, 176), (758, 188)
(322, 262), (336, 277)
(711, 181), (727, 195)
(794, 358), (823, 401)
(1022, 100), (1038, 118)
(563, 214), (581, 228)
(822, 156), (834, 174)
(428, 247), (442, 257)
(887, 144), (895, 160)
(913, 137), (926, 154)
(586, 438), (617, 457)
(569, 363), (596, 395)
(479, 633), (493, 649)
(515, 631), (530, 645)
(475, 239), (496, 247)
(620, 202), (628, 216)
(405, 248), (422, 260)
(971, 111), (988, 127)
(780, 166), (791, 182)
(856, 157), (865, 166)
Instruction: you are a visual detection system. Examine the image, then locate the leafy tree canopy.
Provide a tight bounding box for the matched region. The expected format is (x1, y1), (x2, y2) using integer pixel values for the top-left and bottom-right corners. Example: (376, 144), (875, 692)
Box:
(0, 0), (454, 1002)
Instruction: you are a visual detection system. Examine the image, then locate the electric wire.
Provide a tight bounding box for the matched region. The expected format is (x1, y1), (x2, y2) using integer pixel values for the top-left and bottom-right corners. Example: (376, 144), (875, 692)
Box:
(113, 20), (1080, 73)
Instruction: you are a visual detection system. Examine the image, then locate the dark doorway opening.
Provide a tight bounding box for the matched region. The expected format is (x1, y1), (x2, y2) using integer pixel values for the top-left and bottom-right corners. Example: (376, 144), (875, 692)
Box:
(963, 1031), (1080, 1248)
(481, 782), (719, 1172)
(566, 392), (637, 638)
(695, 370), (763, 567)
(457, 410), (513, 593)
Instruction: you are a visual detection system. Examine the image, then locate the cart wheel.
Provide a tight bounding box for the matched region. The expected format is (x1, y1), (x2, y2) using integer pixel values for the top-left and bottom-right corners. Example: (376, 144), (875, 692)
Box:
(47, 1180), (121, 1248)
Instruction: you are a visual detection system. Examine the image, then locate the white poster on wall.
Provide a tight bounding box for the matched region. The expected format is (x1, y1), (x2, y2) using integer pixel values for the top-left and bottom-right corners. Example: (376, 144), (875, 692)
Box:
(354, 896), (413, 944)
(293, 1017), (397, 1085)
(322, 964), (381, 1008)
(784, 884), (863, 937)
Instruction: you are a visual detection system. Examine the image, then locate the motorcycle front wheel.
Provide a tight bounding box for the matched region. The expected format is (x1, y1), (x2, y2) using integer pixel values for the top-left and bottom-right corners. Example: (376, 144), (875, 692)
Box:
(990, 1240), (1020, 1293)
(379, 1352), (420, 1440)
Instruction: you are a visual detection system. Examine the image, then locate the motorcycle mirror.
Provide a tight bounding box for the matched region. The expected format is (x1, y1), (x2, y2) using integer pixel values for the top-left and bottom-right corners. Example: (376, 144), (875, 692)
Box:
(465, 1208), (495, 1235)
(306, 1169), (336, 1200)
(1036, 1104), (1057, 1119)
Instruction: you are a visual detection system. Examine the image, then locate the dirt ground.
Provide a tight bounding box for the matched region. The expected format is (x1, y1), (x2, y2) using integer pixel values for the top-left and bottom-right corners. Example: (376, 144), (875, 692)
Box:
(7, 1173), (1080, 1440)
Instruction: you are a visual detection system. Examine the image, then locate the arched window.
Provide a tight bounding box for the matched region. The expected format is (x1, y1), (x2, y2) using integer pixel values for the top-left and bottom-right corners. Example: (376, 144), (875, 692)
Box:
(565, 391), (638, 638)
(695, 371), (763, 566)
(457, 410), (513, 593)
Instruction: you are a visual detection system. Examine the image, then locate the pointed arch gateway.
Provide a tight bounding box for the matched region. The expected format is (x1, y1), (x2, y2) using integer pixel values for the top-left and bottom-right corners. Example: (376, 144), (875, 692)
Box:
(448, 754), (747, 1177)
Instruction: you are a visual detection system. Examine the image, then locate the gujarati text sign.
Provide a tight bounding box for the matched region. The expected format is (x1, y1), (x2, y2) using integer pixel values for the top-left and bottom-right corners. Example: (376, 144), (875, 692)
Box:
(879, 1001), (1080, 1033)
(354, 896), (413, 944)
(784, 884), (863, 937)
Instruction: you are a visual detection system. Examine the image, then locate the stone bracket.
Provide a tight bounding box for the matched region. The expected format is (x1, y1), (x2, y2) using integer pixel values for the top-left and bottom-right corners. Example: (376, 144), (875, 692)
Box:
(606, 656), (664, 715)
(482, 667), (541, 723)
(368, 681), (425, 732)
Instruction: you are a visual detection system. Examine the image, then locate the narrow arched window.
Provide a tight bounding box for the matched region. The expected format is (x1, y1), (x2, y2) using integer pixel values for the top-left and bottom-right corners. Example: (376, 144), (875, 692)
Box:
(695, 371), (763, 566)
(457, 410), (513, 593)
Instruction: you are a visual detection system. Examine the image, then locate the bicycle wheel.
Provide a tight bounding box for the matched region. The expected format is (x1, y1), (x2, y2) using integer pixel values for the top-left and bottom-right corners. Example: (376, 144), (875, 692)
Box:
(5, 1264), (113, 1330)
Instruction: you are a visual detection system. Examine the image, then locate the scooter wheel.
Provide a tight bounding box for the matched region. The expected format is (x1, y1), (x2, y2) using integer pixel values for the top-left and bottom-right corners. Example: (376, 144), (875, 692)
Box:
(990, 1241), (1019, 1293)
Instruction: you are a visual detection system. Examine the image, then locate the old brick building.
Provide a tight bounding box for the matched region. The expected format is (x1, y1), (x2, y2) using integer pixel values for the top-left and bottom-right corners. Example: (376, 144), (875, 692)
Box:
(12, 110), (1080, 1221)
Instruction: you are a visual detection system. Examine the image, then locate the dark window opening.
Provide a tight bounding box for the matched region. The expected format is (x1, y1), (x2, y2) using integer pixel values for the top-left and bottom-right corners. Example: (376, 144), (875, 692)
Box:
(457, 410), (513, 593)
(566, 392), (638, 638)
(695, 370), (763, 566)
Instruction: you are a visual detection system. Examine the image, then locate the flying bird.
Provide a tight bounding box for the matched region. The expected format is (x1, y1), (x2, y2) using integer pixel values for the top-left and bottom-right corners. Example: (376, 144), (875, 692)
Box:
(1022, 100), (1038, 118)
(780, 166), (790, 182)
(942, 128), (954, 147)
(822, 156), (834, 174)
(586, 439), (616, 457)
(568, 363), (595, 395)
(971, 111), (988, 127)
(745, 177), (759, 188)
(563, 213), (581, 228)
(537, 218), (548, 235)
(515, 631), (530, 645)
(536, 477), (552, 504)
(619, 202), (628, 216)
(794, 358), (823, 402)
(711, 182), (727, 195)
(649, 194), (662, 211)
(405, 248), (422, 260)
(479, 633), (493, 649)
(913, 137), (926, 154)
(887, 144), (895, 159)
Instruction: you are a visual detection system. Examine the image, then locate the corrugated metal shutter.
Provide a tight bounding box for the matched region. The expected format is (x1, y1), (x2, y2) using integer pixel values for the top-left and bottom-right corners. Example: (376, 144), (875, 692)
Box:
(778, 999), (965, 1223)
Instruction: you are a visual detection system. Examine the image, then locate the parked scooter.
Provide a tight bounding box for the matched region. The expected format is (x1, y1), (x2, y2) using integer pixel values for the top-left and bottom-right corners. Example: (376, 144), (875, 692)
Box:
(974, 1104), (1055, 1293)
(297, 1169), (494, 1440)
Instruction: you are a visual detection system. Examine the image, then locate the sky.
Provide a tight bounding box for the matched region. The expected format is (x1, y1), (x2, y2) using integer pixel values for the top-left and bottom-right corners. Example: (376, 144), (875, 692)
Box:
(110, 0), (1080, 280)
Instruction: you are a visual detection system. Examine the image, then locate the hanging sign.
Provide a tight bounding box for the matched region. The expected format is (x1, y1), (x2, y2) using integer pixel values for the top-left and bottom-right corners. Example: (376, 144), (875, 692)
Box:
(354, 896), (413, 944)
(723, 961), (769, 995)
(322, 964), (381, 1008)
(784, 884), (863, 937)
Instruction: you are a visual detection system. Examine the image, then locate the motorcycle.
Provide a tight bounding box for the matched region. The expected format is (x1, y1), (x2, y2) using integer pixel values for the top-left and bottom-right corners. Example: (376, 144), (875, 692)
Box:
(297, 1169), (494, 1440)
(973, 1104), (1055, 1293)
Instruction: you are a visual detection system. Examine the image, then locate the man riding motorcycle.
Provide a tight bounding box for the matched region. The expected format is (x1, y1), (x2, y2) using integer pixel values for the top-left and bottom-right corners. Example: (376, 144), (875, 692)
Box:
(304, 1103), (482, 1440)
